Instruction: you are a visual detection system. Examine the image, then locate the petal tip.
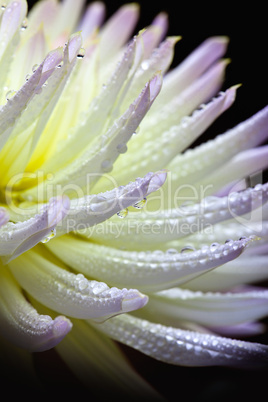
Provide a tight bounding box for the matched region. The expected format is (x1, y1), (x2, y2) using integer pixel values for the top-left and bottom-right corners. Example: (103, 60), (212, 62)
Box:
(121, 291), (148, 313)
(147, 170), (168, 194)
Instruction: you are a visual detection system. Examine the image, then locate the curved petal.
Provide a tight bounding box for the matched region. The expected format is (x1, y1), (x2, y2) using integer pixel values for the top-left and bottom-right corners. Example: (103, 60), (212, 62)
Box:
(185, 253), (268, 291)
(194, 146), (268, 197)
(21, 73), (162, 201)
(157, 36), (229, 105)
(78, 2), (106, 41)
(0, 264), (72, 352)
(87, 182), (268, 248)
(144, 286), (268, 327)
(8, 247), (148, 321)
(168, 106), (268, 191)
(0, 46), (63, 151)
(110, 84), (236, 186)
(47, 235), (251, 292)
(0, 0), (28, 100)
(0, 195), (70, 262)
(97, 314), (268, 368)
(0, 33), (83, 187)
(55, 170), (167, 235)
(41, 36), (139, 172)
(121, 36), (179, 111)
(99, 3), (139, 61)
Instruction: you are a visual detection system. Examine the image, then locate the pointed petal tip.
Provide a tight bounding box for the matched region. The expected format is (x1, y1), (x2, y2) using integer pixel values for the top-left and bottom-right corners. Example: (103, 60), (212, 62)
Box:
(121, 291), (148, 313)
(149, 72), (163, 100)
(47, 195), (70, 227)
(52, 315), (73, 338)
(67, 32), (83, 62)
(35, 315), (73, 352)
(147, 169), (168, 194)
(209, 35), (230, 45)
(42, 48), (64, 73)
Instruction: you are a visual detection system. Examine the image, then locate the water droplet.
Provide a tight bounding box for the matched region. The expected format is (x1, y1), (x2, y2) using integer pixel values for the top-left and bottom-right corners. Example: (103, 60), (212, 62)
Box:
(25, 74), (31, 81)
(21, 18), (28, 30)
(225, 239), (232, 244)
(77, 48), (85, 58)
(41, 229), (56, 243)
(32, 64), (39, 73)
(117, 208), (128, 219)
(210, 242), (219, 251)
(166, 248), (178, 255)
(6, 90), (16, 101)
(1, 3), (6, 10)
(181, 246), (195, 253)
(203, 196), (219, 206)
(141, 61), (149, 70)
(101, 159), (113, 173)
(116, 143), (128, 154)
(239, 236), (247, 241)
(57, 61), (63, 68)
(133, 198), (147, 209)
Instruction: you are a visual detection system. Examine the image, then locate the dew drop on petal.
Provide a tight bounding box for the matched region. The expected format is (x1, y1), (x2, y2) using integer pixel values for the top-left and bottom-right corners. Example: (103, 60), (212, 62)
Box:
(133, 198), (147, 209)
(1, 3), (6, 10)
(77, 48), (85, 58)
(141, 61), (149, 70)
(41, 229), (56, 243)
(32, 64), (39, 73)
(21, 18), (28, 30)
(116, 143), (128, 154)
(6, 90), (16, 101)
(210, 242), (219, 251)
(166, 248), (178, 255)
(101, 159), (113, 173)
(117, 208), (128, 219)
(25, 74), (31, 81)
(181, 246), (195, 253)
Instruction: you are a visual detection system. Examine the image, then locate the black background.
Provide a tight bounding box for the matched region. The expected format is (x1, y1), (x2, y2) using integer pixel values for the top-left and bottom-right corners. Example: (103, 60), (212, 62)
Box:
(4, 1), (268, 400)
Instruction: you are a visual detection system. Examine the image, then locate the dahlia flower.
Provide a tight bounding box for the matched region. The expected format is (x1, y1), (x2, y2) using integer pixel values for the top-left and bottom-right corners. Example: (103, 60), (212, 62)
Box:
(0, 0), (268, 398)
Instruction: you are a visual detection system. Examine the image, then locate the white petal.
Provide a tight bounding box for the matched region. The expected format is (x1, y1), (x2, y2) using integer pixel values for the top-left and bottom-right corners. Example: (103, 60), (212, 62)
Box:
(87, 182), (268, 248)
(9, 248), (148, 321)
(186, 253), (268, 291)
(78, 2), (106, 41)
(158, 36), (229, 105)
(168, 106), (268, 190)
(0, 46), (64, 151)
(22, 73), (162, 201)
(111, 85), (236, 186)
(39, 37), (139, 174)
(97, 314), (268, 368)
(122, 36), (179, 111)
(0, 0), (27, 99)
(0, 264), (72, 352)
(56, 170), (167, 236)
(145, 287), (268, 327)
(198, 146), (268, 195)
(99, 4), (139, 61)
(47, 236), (251, 292)
(0, 196), (70, 261)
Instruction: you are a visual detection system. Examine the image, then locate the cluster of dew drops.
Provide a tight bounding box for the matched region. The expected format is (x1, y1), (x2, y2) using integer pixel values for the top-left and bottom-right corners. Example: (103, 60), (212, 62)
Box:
(117, 197), (147, 219)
